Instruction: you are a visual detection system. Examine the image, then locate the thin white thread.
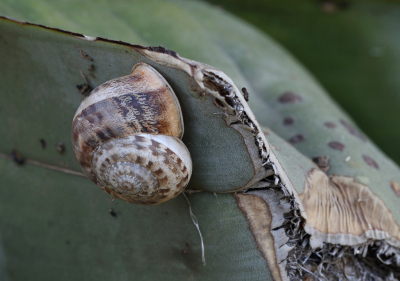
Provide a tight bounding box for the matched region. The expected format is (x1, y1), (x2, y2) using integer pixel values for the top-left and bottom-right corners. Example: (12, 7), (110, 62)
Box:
(183, 193), (206, 266)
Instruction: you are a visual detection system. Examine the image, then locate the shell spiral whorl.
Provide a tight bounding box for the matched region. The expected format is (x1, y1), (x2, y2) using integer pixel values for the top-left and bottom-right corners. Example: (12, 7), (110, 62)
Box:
(105, 161), (159, 198)
(71, 63), (192, 205)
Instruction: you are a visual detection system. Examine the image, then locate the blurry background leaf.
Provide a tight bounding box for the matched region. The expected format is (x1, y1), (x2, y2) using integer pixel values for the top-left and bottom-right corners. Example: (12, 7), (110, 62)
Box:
(204, 0), (400, 164)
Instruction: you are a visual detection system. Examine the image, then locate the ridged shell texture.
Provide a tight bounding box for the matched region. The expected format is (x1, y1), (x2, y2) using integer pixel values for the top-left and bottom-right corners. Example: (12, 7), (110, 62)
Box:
(71, 63), (192, 205)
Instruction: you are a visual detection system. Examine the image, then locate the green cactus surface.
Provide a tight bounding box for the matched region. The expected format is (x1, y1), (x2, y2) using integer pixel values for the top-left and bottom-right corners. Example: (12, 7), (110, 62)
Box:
(0, 0), (399, 280)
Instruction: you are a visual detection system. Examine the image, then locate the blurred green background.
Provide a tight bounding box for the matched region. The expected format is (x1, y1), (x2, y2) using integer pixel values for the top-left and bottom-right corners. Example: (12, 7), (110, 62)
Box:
(204, 0), (400, 165)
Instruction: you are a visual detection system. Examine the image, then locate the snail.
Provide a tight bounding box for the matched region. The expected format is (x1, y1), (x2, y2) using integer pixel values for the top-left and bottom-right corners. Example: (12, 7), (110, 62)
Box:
(71, 63), (192, 205)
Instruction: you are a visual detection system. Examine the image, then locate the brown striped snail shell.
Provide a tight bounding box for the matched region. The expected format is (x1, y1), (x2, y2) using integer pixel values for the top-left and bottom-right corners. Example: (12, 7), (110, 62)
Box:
(71, 63), (192, 205)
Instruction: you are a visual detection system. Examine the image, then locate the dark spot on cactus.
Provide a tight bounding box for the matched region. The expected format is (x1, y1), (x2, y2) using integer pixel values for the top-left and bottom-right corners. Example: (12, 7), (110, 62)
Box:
(109, 208), (117, 217)
(324, 122), (336, 129)
(312, 156), (330, 172)
(39, 138), (46, 149)
(11, 150), (24, 165)
(283, 116), (295, 126)
(278, 92), (302, 104)
(55, 142), (66, 154)
(340, 119), (366, 142)
(77, 83), (92, 96)
(79, 50), (93, 61)
(288, 134), (305, 144)
(390, 181), (400, 197)
(328, 141), (345, 151)
(241, 87), (249, 101)
(363, 155), (379, 170)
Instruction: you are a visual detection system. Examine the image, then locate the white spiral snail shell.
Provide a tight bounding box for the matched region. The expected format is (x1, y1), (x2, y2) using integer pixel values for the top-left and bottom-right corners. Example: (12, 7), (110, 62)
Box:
(71, 63), (192, 205)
